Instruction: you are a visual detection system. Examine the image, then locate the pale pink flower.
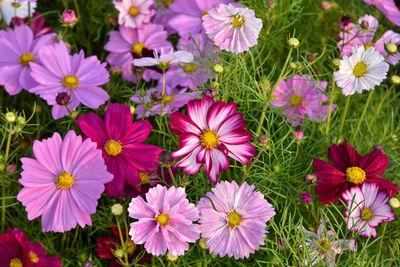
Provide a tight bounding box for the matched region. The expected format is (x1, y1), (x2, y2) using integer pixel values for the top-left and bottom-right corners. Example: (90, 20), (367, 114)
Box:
(133, 48), (193, 68)
(128, 185), (200, 256)
(198, 181), (275, 259)
(17, 131), (113, 232)
(202, 3), (263, 54)
(364, 0), (400, 27)
(170, 97), (256, 184)
(113, 0), (156, 28)
(342, 183), (395, 238)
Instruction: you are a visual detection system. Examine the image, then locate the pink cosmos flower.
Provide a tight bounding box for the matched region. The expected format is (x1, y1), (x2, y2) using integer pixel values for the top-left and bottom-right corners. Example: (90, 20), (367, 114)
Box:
(128, 185), (200, 256)
(0, 228), (61, 266)
(170, 97), (256, 184)
(29, 41), (110, 120)
(364, 0), (400, 27)
(130, 84), (201, 118)
(113, 0), (156, 28)
(152, 1), (177, 35)
(168, 0), (233, 37)
(0, 25), (55, 95)
(62, 10), (77, 24)
(12, 12), (53, 38)
(17, 131), (113, 232)
(202, 3), (263, 54)
(104, 24), (172, 83)
(77, 103), (163, 197)
(300, 219), (356, 266)
(342, 183), (395, 238)
(198, 181), (275, 259)
(270, 75), (335, 127)
(133, 48), (193, 68)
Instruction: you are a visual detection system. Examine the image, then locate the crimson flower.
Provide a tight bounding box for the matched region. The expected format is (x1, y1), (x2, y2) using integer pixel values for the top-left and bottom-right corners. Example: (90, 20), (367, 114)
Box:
(77, 103), (163, 197)
(313, 140), (399, 204)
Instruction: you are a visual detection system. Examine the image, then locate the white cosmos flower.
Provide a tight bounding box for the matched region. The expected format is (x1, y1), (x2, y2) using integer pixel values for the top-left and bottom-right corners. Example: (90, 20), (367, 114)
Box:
(334, 46), (389, 96)
(0, 0), (36, 25)
(133, 48), (193, 68)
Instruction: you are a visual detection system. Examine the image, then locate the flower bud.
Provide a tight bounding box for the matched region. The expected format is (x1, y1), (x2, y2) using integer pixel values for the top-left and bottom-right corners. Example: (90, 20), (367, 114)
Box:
(300, 193), (312, 204)
(6, 164), (17, 174)
(107, 15), (117, 26)
(289, 62), (298, 70)
(360, 20), (369, 30)
(374, 145), (385, 153)
(17, 116), (26, 125)
(288, 38), (299, 48)
(391, 75), (400, 85)
(56, 92), (71, 106)
(130, 105), (135, 115)
(213, 64), (224, 74)
(110, 65), (121, 74)
(166, 252), (179, 261)
(0, 162), (5, 172)
(62, 10), (77, 25)
(340, 16), (353, 31)
(333, 58), (341, 68)
(267, 0), (275, 8)
(5, 112), (16, 123)
(114, 248), (124, 258)
(294, 130), (304, 141)
(203, 88), (217, 98)
(385, 43), (397, 55)
(82, 260), (93, 267)
(161, 153), (174, 165)
(199, 238), (208, 249)
(307, 54), (315, 62)
(320, 1), (331, 10)
(257, 135), (269, 144)
(304, 173), (317, 184)
(111, 203), (123, 216)
(152, 91), (163, 102)
(389, 198), (400, 209)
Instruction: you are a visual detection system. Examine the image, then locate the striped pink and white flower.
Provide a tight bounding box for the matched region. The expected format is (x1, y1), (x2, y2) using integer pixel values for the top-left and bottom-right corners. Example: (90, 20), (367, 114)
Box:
(170, 96), (255, 184)
(342, 182), (395, 238)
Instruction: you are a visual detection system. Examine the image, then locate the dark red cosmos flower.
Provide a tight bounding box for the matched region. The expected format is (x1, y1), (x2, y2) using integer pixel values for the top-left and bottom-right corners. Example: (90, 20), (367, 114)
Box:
(96, 226), (150, 267)
(313, 140), (399, 204)
(0, 228), (61, 267)
(77, 103), (163, 197)
(12, 12), (53, 38)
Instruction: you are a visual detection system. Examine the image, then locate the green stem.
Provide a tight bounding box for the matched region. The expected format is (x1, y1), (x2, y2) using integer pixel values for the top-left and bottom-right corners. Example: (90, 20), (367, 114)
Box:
(256, 47), (293, 136)
(116, 217), (129, 266)
(244, 146), (265, 180)
(325, 77), (336, 135)
(28, 2), (31, 26)
(72, 0), (85, 35)
(1, 123), (13, 233)
(350, 90), (374, 144)
(376, 86), (393, 117)
(337, 95), (351, 143)
(168, 167), (178, 187)
(378, 222), (387, 257)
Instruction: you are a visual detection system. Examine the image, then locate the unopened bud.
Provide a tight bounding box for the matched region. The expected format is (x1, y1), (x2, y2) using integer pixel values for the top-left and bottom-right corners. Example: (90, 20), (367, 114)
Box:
(257, 135), (269, 144)
(56, 92), (71, 106)
(300, 193), (312, 204)
(5, 164), (17, 174)
(114, 249), (124, 258)
(333, 58), (341, 68)
(82, 260), (93, 267)
(360, 20), (369, 30)
(288, 38), (299, 48)
(161, 153), (174, 165)
(389, 198), (400, 209)
(307, 54), (315, 62)
(17, 116), (26, 125)
(62, 10), (77, 25)
(267, 0), (275, 8)
(391, 75), (400, 85)
(385, 43), (397, 55)
(213, 64), (224, 73)
(166, 252), (179, 261)
(320, 1), (331, 10)
(305, 173), (317, 184)
(203, 88), (217, 98)
(5, 112), (16, 123)
(199, 238), (208, 249)
(152, 91), (163, 101)
(111, 203), (123, 216)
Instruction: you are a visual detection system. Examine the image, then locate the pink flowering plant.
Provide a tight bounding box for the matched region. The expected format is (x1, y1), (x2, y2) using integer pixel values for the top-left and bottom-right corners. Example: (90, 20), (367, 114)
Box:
(1, 0), (400, 266)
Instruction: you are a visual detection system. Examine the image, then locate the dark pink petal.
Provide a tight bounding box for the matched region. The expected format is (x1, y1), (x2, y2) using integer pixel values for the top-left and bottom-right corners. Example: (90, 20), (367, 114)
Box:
(224, 143), (255, 165)
(105, 103), (133, 140)
(219, 130), (252, 145)
(171, 133), (201, 158)
(120, 120), (152, 145)
(104, 156), (126, 196)
(217, 113), (247, 137)
(170, 112), (202, 135)
(206, 101), (237, 132)
(77, 112), (108, 146)
(204, 149), (230, 184)
(186, 96), (214, 131)
(121, 143), (162, 172)
(174, 146), (203, 175)
(327, 140), (361, 172)
(359, 148), (388, 176)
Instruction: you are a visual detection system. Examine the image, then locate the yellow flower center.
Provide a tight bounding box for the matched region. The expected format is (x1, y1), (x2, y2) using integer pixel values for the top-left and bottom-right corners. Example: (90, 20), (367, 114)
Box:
(353, 62), (367, 77)
(139, 171), (150, 183)
(161, 95), (175, 105)
(316, 238), (331, 251)
(19, 53), (35, 66)
(183, 63), (197, 74)
(361, 207), (373, 220)
(227, 211), (242, 228)
(104, 139), (122, 156)
(364, 42), (374, 50)
(56, 171), (74, 189)
(129, 6), (139, 16)
(156, 214), (169, 226)
(201, 10), (208, 16)
(200, 129), (219, 149)
(345, 167), (366, 184)
(290, 94), (303, 107)
(131, 42), (145, 56)
(232, 14), (245, 27)
(126, 240), (136, 255)
(62, 75), (79, 89)
(29, 251), (39, 263)
(9, 258), (23, 267)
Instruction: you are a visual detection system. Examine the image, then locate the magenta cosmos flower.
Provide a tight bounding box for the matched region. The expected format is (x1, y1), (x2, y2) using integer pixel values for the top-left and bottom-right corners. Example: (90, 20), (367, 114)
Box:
(0, 228), (61, 267)
(342, 182), (395, 238)
(270, 75), (335, 127)
(202, 3), (263, 54)
(198, 181), (275, 259)
(0, 25), (55, 95)
(104, 24), (172, 83)
(128, 185), (200, 256)
(313, 140), (399, 204)
(17, 131), (113, 232)
(113, 0), (156, 28)
(168, 0), (233, 37)
(300, 219), (356, 266)
(29, 41), (110, 120)
(170, 96), (256, 184)
(12, 12), (53, 38)
(77, 103), (163, 197)
(364, 0), (400, 27)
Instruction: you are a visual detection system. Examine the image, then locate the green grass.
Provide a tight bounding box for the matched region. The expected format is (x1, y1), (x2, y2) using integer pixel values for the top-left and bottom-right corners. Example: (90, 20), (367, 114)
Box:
(1, 0), (400, 266)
